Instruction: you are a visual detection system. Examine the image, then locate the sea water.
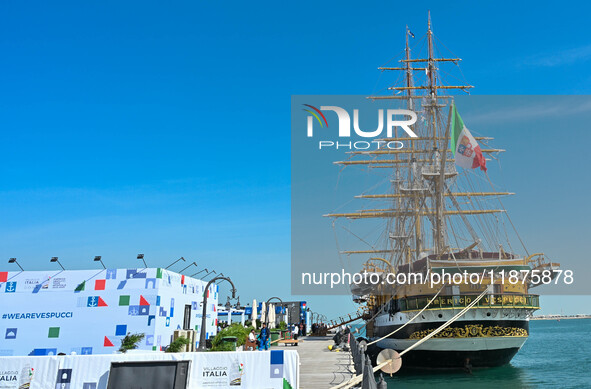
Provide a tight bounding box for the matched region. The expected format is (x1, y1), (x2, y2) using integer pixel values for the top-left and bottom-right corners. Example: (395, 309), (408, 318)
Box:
(354, 319), (591, 388)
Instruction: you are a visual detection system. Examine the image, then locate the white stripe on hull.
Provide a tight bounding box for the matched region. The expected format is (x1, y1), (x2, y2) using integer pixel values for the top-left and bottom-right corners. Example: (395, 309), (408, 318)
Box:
(376, 336), (527, 352)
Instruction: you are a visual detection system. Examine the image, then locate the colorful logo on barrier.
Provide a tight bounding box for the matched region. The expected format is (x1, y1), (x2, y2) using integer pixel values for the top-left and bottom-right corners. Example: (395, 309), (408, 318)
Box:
(5, 328), (17, 339)
(87, 296), (108, 307)
(270, 350), (284, 378)
(5, 281), (16, 293)
(56, 368), (72, 388)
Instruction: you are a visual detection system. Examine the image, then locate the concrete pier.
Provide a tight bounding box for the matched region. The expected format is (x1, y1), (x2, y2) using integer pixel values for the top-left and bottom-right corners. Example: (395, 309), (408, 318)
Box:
(287, 336), (355, 389)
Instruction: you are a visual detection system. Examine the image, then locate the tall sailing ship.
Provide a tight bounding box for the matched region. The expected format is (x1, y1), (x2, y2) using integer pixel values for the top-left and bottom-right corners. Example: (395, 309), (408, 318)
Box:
(325, 15), (560, 368)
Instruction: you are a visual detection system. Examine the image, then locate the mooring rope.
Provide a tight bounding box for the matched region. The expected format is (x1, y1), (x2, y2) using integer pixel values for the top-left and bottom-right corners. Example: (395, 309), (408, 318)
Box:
(395, 288), (488, 357)
(366, 285), (444, 346)
(331, 287), (490, 389)
(353, 309), (381, 335)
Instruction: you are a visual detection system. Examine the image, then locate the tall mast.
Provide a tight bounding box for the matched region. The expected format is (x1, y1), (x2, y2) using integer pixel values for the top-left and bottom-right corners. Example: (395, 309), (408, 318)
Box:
(333, 14), (487, 264)
(427, 12), (445, 254)
(427, 12), (435, 96)
(427, 11), (438, 147)
(404, 25), (414, 108)
(404, 25), (421, 262)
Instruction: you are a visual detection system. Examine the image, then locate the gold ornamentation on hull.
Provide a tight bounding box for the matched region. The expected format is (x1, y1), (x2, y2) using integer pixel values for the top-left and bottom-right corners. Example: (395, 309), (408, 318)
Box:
(408, 324), (528, 339)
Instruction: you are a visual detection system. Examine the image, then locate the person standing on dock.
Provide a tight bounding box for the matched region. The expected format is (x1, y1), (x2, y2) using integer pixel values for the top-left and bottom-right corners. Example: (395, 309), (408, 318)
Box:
(258, 323), (271, 350)
(292, 324), (299, 345)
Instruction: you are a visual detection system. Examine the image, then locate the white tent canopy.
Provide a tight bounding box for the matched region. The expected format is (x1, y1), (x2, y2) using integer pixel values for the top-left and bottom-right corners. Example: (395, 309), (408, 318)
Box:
(285, 305), (290, 326)
(268, 303), (276, 329)
(252, 299), (258, 329)
(260, 301), (267, 326)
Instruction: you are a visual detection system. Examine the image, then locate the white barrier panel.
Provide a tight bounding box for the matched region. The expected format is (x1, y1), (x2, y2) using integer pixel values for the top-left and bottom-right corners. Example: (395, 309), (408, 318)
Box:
(0, 358), (58, 389)
(0, 350), (299, 389)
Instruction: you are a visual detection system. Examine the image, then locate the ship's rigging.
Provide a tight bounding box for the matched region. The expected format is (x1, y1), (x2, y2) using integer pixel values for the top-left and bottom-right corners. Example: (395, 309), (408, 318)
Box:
(324, 13), (542, 275)
(320, 13), (560, 371)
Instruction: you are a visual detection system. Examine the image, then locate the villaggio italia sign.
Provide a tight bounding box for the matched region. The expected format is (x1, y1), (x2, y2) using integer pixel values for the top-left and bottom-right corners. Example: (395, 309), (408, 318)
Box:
(200, 359), (244, 386)
(0, 366), (34, 389)
(302, 103), (418, 150)
(0, 371), (18, 383)
(203, 366), (228, 378)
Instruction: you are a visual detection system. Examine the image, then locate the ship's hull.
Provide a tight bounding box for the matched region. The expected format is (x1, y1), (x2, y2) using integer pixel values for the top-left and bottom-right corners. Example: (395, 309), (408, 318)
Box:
(375, 336), (526, 368)
(369, 308), (531, 369)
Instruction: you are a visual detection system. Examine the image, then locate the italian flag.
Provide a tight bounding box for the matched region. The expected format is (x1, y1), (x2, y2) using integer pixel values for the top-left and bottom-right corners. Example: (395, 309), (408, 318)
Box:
(450, 104), (487, 172)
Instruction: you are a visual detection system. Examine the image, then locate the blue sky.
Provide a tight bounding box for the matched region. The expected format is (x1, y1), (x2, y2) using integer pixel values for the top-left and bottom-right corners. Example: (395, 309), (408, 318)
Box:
(0, 1), (589, 318)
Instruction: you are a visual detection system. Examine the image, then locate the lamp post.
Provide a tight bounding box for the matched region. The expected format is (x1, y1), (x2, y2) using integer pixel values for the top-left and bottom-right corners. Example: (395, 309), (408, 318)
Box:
(50, 257), (65, 270)
(214, 273), (225, 284)
(198, 276), (236, 351)
(8, 258), (24, 271)
(137, 254), (147, 268)
(179, 261), (197, 273)
(165, 256), (186, 270)
(265, 297), (283, 327)
(94, 256), (105, 269)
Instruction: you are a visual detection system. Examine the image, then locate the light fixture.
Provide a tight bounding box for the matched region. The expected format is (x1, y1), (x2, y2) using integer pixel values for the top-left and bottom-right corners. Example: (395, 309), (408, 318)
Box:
(191, 268), (207, 277)
(137, 254), (147, 268)
(179, 261), (197, 273)
(200, 269), (216, 280)
(8, 258), (24, 271)
(165, 256), (186, 270)
(50, 257), (65, 270)
(94, 256), (106, 269)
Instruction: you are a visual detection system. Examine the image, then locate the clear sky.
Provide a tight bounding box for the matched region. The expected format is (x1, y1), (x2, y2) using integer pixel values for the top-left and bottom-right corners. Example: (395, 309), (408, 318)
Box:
(0, 1), (589, 319)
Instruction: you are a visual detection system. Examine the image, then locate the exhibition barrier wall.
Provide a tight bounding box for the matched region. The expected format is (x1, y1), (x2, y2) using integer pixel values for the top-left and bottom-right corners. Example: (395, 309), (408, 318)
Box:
(0, 350), (299, 389)
(0, 268), (218, 356)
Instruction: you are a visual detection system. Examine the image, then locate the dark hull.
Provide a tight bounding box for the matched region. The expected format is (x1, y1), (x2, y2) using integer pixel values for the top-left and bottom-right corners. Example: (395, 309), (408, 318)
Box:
(369, 319), (529, 369)
(392, 347), (520, 369)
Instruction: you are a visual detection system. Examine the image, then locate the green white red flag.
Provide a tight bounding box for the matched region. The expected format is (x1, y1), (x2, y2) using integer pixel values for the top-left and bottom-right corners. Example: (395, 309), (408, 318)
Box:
(450, 104), (487, 172)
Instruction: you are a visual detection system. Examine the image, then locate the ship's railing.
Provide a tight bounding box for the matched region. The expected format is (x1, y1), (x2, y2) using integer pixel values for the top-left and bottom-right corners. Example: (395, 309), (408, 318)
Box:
(395, 294), (539, 311)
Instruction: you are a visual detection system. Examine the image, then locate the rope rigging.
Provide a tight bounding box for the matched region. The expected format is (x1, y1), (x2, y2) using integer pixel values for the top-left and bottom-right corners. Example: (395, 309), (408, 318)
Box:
(331, 287), (491, 389)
